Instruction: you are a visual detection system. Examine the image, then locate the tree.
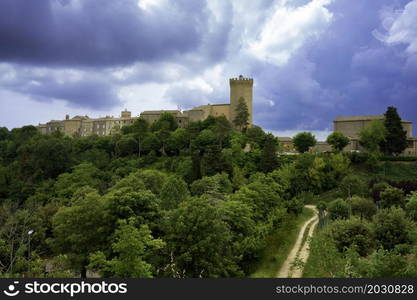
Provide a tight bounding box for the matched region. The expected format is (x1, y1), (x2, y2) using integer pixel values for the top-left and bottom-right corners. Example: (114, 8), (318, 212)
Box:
(162, 196), (239, 277)
(89, 218), (164, 278)
(132, 118), (149, 157)
(381, 106), (408, 156)
(51, 190), (110, 277)
(190, 173), (233, 198)
(328, 199), (350, 220)
(54, 163), (104, 202)
(142, 133), (161, 154)
(115, 134), (138, 156)
(405, 192), (417, 221)
(0, 127), (9, 141)
(339, 174), (367, 198)
(106, 188), (161, 230)
(245, 126), (267, 149)
(213, 116), (232, 148)
(167, 128), (188, 155)
(325, 218), (375, 256)
(372, 207), (411, 250)
(326, 132), (350, 152)
(358, 120), (386, 154)
(380, 186), (405, 208)
(293, 132), (317, 153)
(151, 112), (178, 132)
(348, 196), (377, 220)
(160, 176), (190, 210)
(259, 133), (278, 173)
(233, 97), (249, 131)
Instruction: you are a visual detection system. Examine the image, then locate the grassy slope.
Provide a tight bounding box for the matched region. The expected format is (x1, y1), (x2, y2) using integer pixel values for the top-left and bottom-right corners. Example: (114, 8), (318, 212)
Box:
(250, 207), (314, 278)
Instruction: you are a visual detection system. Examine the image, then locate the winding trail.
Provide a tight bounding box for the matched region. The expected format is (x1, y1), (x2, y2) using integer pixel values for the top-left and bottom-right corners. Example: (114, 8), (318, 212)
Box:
(276, 205), (318, 278)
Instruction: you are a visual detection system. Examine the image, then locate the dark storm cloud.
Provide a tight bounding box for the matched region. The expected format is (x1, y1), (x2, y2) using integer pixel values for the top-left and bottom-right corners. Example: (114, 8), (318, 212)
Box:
(0, 0), (210, 67)
(0, 65), (119, 109)
(0, 0), (235, 110)
(249, 0), (417, 135)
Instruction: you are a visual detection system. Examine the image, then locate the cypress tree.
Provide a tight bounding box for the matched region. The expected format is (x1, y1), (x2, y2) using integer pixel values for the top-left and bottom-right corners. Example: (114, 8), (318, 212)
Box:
(259, 133), (278, 173)
(382, 106), (408, 156)
(233, 98), (249, 132)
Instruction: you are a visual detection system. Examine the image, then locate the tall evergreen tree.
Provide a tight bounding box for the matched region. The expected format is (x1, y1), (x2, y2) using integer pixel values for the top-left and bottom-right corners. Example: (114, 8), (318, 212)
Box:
(233, 98), (249, 132)
(381, 106), (408, 156)
(259, 134), (278, 173)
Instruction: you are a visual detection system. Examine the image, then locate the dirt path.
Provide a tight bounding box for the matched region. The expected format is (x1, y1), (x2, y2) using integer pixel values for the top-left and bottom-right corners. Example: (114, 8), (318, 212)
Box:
(276, 205), (318, 278)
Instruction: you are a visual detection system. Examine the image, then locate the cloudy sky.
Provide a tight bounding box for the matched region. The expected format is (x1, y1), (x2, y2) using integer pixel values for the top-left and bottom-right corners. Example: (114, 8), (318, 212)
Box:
(1, 0), (416, 140)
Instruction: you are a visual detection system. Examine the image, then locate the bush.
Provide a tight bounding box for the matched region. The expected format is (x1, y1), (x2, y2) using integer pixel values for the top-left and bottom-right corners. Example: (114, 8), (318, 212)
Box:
(372, 207), (411, 250)
(339, 174), (367, 198)
(325, 218), (375, 256)
(328, 199), (350, 220)
(405, 192), (417, 221)
(346, 152), (369, 164)
(285, 197), (304, 216)
(380, 186), (405, 208)
(347, 196), (377, 220)
(371, 182), (391, 203)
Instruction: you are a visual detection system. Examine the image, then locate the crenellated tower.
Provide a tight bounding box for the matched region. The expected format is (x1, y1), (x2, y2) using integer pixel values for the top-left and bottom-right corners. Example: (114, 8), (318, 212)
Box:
(229, 75), (253, 128)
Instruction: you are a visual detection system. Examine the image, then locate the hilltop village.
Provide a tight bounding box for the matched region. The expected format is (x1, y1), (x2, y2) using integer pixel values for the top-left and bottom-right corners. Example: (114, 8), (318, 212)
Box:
(36, 76), (417, 156)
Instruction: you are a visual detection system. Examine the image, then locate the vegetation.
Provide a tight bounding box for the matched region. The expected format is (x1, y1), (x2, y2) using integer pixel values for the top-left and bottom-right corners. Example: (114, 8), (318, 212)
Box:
(382, 106), (408, 156)
(233, 98), (249, 132)
(1, 105), (416, 278)
(293, 132), (317, 153)
(326, 131), (350, 153)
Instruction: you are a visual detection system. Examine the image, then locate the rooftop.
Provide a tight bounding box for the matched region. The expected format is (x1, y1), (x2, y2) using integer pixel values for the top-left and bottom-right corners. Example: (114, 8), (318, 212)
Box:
(335, 115), (411, 123)
(141, 110), (181, 115)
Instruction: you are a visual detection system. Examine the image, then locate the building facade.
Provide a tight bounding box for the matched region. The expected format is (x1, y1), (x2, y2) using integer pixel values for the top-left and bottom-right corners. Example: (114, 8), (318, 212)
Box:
(278, 114), (417, 156)
(37, 76), (254, 136)
(333, 115), (417, 155)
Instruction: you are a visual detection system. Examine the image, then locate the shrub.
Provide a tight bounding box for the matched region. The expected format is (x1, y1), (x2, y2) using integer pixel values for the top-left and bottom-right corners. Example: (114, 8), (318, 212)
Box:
(405, 192), (417, 221)
(339, 174), (367, 198)
(380, 186), (405, 208)
(325, 218), (375, 256)
(372, 207), (411, 250)
(371, 182), (391, 203)
(348, 196), (377, 220)
(328, 199), (350, 220)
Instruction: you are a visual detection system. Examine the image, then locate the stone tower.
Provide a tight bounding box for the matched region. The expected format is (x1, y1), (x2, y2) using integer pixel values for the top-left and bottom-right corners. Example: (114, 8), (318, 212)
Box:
(229, 75), (253, 127)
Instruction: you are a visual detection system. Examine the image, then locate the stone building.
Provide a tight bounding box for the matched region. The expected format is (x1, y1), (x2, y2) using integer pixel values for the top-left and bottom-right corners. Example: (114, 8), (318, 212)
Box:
(139, 75), (254, 128)
(279, 114), (417, 156)
(38, 109), (137, 137)
(37, 76), (254, 136)
(333, 115), (417, 155)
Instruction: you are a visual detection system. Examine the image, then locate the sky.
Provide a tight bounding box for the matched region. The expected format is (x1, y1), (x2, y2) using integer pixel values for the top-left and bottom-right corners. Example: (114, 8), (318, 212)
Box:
(0, 0), (416, 140)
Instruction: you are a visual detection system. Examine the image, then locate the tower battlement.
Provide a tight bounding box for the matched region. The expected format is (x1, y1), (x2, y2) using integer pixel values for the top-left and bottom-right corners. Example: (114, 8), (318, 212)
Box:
(230, 75), (253, 85)
(229, 75), (253, 128)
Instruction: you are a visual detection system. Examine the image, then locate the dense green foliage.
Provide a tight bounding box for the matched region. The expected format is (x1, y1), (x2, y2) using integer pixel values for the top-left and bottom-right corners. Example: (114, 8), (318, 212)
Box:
(382, 106), (408, 156)
(326, 131), (350, 152)
(293, 132), (317, 153)
(1, 110), (416, 278)
(233, 98), (249, 132)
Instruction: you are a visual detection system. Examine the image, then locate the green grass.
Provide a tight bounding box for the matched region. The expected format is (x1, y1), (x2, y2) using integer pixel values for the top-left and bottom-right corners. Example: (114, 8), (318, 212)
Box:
(250, 207), (314, 278)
